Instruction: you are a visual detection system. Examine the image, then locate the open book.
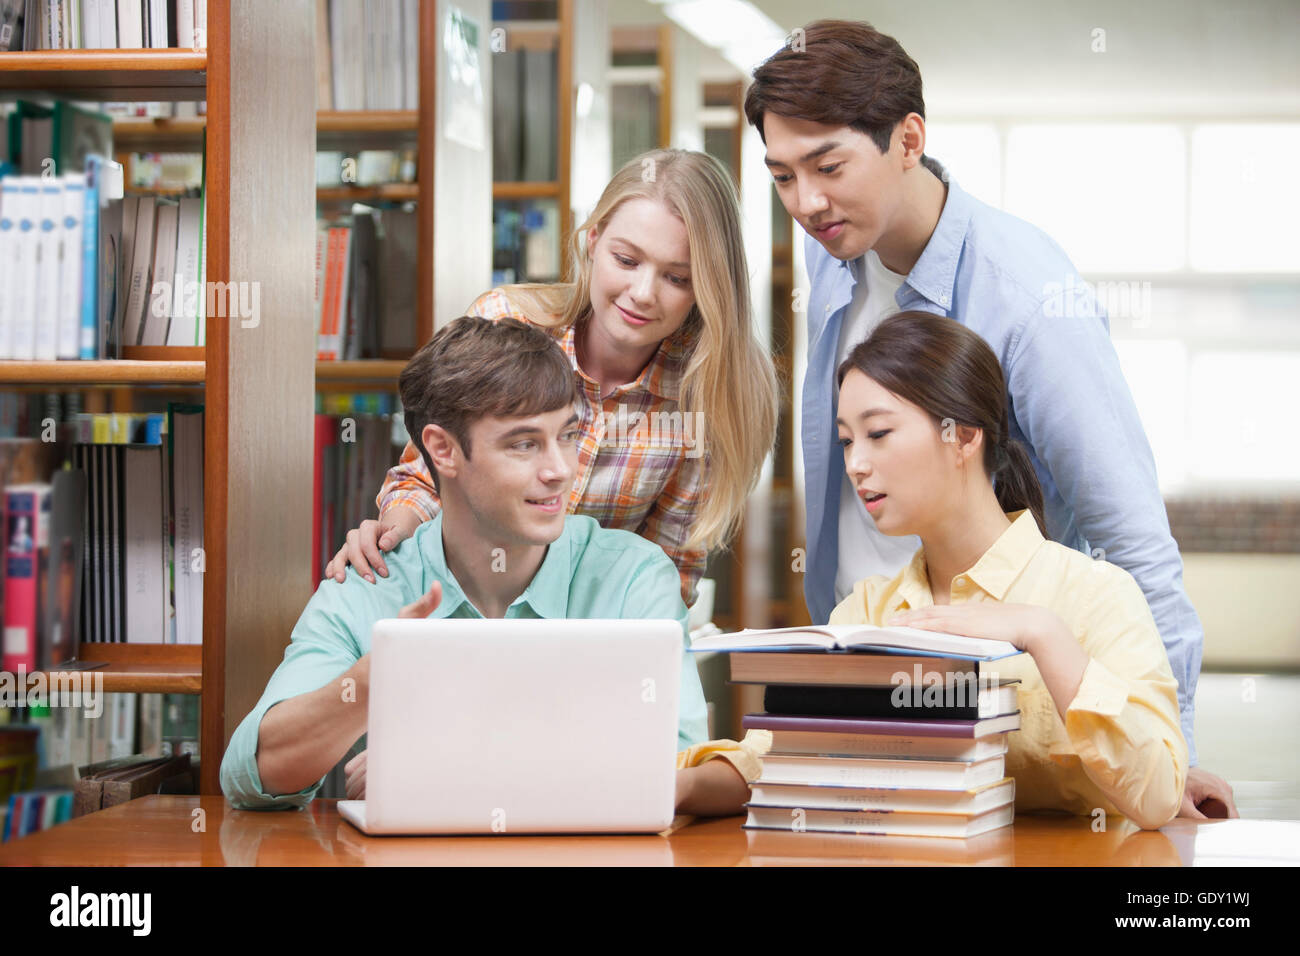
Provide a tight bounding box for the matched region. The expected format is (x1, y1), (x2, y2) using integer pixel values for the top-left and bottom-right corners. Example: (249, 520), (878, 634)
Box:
(689, 624), (1020, 661)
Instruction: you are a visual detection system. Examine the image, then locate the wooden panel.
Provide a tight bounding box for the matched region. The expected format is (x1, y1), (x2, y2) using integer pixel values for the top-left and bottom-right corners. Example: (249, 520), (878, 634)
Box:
(214, 0), (317, 794)
(417, 0), (436, 346)
(557, 0), (573, 253)
(201, 0), (232, 798)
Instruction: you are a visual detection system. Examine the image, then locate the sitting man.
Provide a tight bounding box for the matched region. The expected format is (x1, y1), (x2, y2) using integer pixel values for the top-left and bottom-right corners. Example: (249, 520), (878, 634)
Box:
(220, 316), (761, 815)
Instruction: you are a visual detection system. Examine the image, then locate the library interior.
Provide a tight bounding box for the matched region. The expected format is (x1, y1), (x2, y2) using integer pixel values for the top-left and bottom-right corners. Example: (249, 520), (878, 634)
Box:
(0, 0), (1296, 870)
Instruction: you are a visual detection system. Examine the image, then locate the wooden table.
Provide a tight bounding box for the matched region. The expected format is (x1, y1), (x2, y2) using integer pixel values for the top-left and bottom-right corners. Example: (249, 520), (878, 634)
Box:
(1, 796), (1291, 866)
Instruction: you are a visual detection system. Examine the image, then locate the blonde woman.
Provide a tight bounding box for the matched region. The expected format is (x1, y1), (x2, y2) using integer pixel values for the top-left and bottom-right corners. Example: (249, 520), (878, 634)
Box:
(326, 149), (779, 611)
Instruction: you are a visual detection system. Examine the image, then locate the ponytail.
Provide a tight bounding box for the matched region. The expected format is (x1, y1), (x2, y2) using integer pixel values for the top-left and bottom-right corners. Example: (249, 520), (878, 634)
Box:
(992, 438), (1047, 538)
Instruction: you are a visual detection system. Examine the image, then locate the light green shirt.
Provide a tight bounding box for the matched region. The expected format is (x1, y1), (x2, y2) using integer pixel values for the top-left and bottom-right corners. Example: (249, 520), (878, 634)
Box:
(220, 513), (710, 809)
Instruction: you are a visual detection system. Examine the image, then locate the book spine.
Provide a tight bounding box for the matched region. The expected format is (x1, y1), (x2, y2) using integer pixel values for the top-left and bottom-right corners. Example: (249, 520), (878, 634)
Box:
(0, 175), (17, 360)
(57, 173), (84, 359)
(3, 486), (50, 672)
(79, 159), (99, 358)
(116, 0), (143, 48)
(32, 178), (62, 360)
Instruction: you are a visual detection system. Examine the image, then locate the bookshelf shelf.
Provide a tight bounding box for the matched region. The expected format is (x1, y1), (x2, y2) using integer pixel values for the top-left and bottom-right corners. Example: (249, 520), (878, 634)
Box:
(12, 644), (204, 695)
(113, 111), (421, 149)
(0, 361), (205, 385)
(316, 110), (418, 132)
(0, 50), (207, 100)
(112, 117), (207, 147)
(315, 360), (408, 383)
(493, 181), (562, 200)
(316, 183), (418, 203)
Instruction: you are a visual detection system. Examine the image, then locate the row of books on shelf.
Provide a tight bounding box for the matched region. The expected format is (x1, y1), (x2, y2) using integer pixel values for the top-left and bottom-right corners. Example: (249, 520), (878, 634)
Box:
(0, 162), (207, 360)
(0, 405), (204, 673)
(318, 0), (419, 112)
(312, 404), (403, 587)
(314, 206), (417, 360)
(0, 697), (198, 839)
(0, 0), (208, 51)
(315, 148), (416, 189)
(695, 624), (1024, 839)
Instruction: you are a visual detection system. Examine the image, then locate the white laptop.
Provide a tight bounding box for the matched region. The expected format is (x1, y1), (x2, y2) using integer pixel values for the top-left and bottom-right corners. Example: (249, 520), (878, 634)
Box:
(338, 617), (683, 835)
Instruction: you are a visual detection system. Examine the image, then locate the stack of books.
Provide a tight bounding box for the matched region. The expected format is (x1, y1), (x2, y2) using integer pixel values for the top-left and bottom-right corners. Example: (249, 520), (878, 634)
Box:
(692, 623), (1024, 839)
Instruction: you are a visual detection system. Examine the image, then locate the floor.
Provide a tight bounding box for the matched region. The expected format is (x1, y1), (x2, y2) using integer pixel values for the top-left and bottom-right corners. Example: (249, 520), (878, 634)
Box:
(1191, 672), (1300, 820)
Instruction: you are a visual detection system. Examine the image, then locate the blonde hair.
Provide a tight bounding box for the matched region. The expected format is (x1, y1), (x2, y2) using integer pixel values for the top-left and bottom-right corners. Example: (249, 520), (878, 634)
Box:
(498, 149), (778, 552)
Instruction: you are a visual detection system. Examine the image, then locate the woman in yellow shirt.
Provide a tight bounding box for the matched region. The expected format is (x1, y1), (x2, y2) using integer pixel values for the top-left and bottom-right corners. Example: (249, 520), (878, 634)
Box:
(828, 310), (1187, 830)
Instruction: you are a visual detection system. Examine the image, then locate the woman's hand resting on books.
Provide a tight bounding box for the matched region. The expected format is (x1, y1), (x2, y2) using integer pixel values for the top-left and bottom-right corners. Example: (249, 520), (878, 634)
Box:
(891, 602), (1091, 721)
(888, 602), (1071, 656)
(324, 508), (425, 584)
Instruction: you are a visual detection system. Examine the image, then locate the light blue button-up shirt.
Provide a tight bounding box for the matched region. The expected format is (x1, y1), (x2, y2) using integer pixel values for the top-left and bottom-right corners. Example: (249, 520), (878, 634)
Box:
(220, 513), (710, 809)
(801, 172), (1204, 763)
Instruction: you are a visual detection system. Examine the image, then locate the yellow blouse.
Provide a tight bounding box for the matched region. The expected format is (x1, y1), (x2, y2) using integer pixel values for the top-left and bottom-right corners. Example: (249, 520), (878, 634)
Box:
(829, 510), (1188, 830)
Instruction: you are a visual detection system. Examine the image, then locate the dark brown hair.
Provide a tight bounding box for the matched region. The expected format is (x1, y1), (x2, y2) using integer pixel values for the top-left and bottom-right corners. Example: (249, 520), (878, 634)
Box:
(836, 311), (1046, 536)
(399, 316), (577, 492)
(744, 19), (925, 155)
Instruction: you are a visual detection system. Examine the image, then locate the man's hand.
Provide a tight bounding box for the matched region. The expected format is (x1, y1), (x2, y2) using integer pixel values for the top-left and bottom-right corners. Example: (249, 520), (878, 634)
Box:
(324, 508), (424, 584)
(345, 750), (367, 800)
(1178, 766), (1239, 819)
(399, 581), (442, 619)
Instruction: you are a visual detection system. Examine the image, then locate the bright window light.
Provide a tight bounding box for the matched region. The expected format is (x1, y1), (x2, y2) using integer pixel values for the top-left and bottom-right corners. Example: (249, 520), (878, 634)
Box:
(1112, 339), (1189, 492)
(1005, 124), (1186, 273)
(1189, 124), (1300, 273)
(924, 123), (1001, 208)
(1186, 351), (1300, 485)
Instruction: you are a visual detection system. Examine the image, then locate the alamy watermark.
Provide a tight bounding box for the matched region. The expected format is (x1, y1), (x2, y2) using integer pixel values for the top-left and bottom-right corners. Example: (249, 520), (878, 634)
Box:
(1042, 276), (1151, 325)
(149, 277), (261, 329)
(889, 665), (999, 709)
(0, 667), (103, 718)
(599, 406), (706, 459)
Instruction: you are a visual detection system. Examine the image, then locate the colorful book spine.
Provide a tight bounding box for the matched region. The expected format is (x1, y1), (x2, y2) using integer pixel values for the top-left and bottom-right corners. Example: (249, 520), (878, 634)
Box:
(2, 483), (52, 672)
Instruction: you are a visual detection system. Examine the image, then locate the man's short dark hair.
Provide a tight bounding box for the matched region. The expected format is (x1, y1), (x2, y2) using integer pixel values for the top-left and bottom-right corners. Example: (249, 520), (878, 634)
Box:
(399, 317), (577, 492)
(744, 19), (926, 155)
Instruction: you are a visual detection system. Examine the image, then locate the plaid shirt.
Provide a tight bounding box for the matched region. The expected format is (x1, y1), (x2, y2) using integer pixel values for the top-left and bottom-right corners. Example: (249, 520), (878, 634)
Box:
(378, 289), (709, 607)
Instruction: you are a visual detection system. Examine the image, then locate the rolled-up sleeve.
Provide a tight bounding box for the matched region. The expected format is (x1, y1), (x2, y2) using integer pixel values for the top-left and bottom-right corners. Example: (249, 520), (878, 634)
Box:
(676, 729), (773, 784)
(1063, 565), (1188, 830)
(219, 579), (370, 810)
(376, 440), (441, 523)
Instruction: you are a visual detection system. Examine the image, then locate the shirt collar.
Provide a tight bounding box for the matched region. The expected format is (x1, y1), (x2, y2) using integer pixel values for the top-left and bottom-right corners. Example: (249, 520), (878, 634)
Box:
(960, 509), (1044, 601)
(893, 509), (1043, 607)
(900, 172), (973, 314)
(420, 512), (572, 619)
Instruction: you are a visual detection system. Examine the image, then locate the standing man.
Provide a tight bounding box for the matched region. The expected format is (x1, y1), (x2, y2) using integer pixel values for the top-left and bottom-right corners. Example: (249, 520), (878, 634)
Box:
(744, 19), (1235, 818)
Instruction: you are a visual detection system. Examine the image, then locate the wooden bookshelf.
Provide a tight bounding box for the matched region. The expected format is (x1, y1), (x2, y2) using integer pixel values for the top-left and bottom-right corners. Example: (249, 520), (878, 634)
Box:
(315, 360), (407, 383)
(0, 361), (205, 385)
(0, 50), (207, 100)
(493, 181), (561, 200)
(316, 110), (418, 133)
(0, 2), (317, 795)
(316, 183), (418, 203)
(112, 116), (208, 147)
(30, 644), (203, 695)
